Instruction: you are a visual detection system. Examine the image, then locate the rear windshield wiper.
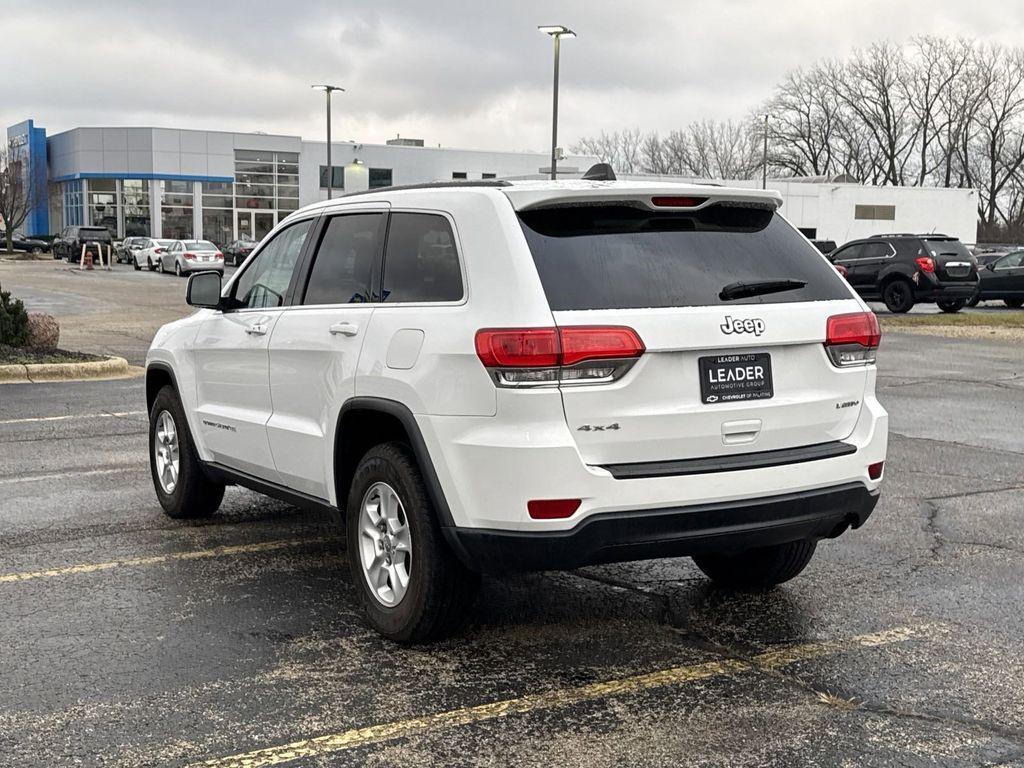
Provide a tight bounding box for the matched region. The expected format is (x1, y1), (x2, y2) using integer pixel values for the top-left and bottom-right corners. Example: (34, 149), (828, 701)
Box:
(719, 279), (807, 301)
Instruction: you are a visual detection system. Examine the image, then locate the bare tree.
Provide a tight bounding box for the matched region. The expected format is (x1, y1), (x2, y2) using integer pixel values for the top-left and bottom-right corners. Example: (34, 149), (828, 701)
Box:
(0, 144), (43, 256)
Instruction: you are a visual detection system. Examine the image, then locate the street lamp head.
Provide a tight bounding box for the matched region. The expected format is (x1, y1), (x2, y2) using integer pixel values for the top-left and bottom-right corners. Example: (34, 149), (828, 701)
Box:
(538, 25), (576, 38)
(311, 84), (345, 92)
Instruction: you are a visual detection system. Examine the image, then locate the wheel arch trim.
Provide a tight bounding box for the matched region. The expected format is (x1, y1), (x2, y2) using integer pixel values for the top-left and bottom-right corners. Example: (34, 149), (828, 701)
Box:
(334, 397), (475, 567)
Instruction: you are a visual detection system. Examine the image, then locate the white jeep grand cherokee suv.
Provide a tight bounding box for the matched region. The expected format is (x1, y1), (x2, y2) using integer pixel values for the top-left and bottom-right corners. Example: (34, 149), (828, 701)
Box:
(146, 174), (887, 642)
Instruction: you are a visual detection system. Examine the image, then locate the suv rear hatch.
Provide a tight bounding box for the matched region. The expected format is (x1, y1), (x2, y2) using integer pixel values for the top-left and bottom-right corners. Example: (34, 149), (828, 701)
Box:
(922, 237), (976, 282)
(513, 191), (874, 467)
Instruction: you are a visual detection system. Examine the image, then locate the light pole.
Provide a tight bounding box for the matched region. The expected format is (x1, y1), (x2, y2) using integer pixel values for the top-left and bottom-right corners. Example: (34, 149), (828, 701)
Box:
(762, 113), (770, 189)
(312, 84), (344, 199)
(538, 25), (576, 180)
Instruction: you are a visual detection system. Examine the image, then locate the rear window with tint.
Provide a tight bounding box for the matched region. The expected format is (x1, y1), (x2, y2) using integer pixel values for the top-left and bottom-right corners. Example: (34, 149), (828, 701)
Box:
(185, 241), (217, 251)
(79, 228), (111, 241)
(923, 239), (971, 259)
(518, 204), (850, 310)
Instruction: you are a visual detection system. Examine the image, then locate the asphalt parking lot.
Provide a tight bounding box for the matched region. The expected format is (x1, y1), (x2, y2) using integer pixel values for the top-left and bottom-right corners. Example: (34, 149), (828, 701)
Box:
(2, 260), (1024, 766)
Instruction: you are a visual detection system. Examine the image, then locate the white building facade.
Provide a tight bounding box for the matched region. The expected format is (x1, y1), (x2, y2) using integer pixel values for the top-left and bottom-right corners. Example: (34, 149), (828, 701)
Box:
(14, 119), (979, 247)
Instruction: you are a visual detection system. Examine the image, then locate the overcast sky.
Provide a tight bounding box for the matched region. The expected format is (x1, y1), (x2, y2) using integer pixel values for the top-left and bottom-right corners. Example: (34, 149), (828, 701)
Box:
(6, 0), (1024, 154)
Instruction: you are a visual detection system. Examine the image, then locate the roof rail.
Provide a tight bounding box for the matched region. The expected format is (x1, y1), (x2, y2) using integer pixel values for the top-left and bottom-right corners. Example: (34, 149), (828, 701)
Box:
(338, 179), (512, 199)
(870, 232), (953, 239)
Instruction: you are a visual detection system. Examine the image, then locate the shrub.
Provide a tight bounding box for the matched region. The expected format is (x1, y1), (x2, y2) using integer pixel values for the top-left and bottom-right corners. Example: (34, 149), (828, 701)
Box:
(0, 290), (30, 347)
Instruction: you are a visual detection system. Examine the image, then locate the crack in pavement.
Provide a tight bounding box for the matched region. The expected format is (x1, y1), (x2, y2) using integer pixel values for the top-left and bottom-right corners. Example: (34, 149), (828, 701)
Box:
(888, 430), (1024, 459)
(568, 570), (1024, 748)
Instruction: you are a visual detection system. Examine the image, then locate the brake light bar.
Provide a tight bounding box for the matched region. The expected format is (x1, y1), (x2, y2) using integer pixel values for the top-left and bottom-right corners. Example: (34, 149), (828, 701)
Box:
(475, 326), (644, 387)
(824, 312), (881, 367)
(651, 196), (707, 208)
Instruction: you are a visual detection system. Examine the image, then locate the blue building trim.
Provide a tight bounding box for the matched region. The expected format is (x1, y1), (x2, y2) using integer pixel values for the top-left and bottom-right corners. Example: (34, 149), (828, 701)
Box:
(50, 172), (234, 183)
(7, 119), (49, 237)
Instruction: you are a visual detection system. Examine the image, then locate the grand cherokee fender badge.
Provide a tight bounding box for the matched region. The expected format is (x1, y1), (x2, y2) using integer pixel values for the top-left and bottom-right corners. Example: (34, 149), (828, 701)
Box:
(720, 316), (765, 336)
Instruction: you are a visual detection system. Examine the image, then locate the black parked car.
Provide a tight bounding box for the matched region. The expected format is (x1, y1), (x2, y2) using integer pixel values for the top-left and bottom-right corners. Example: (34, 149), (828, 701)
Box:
(115, 236), (149, 264)
(222, 237), (258, 266)
(3, 234), (48, 254)
(967, 250), (1024, 308)
(810, 239), (837, 255)
(52, 225), (113, 262)
(829, 233), (979, 313)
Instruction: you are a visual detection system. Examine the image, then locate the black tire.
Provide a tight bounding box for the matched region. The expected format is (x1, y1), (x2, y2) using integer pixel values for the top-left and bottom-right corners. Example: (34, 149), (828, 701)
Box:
(882, 279), (915, 313)
(346, 441), (479, 643)
(147, 256), (156, 272)
(693, 539), (817, 590)
(30, 246), (42, 255)
(149, 385), (225, 519)
(175, 261), (183, 277)
(1005, 298), (1024, 309)
(133, 258), (141, 271)
(937, 298), (965, 313)
(966, 293), (980, 308)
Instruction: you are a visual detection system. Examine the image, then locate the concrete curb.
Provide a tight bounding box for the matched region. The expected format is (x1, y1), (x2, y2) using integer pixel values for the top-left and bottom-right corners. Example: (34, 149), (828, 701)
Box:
(0, 356), (138, 384)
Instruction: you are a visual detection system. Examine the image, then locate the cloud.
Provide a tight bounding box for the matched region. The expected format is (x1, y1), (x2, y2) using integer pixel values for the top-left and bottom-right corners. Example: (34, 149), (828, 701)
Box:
(4, 0), (1024, 151)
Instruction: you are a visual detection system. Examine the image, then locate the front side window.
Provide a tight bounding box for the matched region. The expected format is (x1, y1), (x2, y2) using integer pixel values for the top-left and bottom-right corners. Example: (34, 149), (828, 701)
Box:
(996, 252), (1024, 270)
(230, 219), (313, 309)
(302, 213), (384, 305)
(381, 213), (463, 303)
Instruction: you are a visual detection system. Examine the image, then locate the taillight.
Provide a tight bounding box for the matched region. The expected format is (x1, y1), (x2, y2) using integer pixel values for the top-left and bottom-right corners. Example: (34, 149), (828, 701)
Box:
(475, 326), (644, 387)
(183, 252), (196, 260)
(868, 461), (884, 480)
(155, 248), (165, 254)
(915, 256), (935, 273)
(834, 264), (848, 278)
(824, 312), (881, 367)
(214, 252), (224, 259)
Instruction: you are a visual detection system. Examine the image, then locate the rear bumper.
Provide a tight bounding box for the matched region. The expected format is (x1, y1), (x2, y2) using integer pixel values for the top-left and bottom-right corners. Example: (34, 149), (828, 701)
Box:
(917, 280), (978, 301)
(451, 482), (878, 573)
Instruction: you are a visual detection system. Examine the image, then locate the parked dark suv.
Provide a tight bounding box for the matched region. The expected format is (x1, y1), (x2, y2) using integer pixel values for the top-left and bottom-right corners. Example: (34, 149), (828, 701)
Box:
(52, 226), (113, 262)
(829, 233), (978, 313)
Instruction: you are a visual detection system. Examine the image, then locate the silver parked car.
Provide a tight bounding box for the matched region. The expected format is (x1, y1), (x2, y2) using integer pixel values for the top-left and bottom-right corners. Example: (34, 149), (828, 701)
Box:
(159, 240), (224, 276)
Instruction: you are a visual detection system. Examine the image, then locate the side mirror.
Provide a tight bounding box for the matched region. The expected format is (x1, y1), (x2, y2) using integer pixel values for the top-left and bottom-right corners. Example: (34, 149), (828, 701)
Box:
(986, 262), (996, 271)
(186, 271), (223, 309)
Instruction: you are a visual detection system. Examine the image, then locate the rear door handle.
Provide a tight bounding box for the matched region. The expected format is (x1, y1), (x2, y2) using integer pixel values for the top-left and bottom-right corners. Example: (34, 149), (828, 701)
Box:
(329, 322), (359, 337)
(245, 323), (268, 336)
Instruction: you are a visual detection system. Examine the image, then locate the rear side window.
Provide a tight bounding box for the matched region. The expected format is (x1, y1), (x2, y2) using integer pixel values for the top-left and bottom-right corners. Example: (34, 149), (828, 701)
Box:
(382, 213), (463, 303)
(518, 204), (850, 310)
(303, 213), (384, 305)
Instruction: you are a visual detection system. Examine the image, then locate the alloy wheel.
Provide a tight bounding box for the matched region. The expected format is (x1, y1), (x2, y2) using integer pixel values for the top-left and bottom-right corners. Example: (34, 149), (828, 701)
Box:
(153, 410), (180, 494)
(358, 481), (413, 607)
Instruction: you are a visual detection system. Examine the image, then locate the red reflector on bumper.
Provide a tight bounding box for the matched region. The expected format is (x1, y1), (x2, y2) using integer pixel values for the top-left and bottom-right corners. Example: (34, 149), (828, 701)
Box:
(528, 499), (581, 519)
(868, 461), (884, 480)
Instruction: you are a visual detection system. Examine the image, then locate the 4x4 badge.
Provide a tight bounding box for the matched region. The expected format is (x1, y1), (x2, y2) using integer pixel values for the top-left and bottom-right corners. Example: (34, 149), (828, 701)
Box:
(720, 316), (765, 336)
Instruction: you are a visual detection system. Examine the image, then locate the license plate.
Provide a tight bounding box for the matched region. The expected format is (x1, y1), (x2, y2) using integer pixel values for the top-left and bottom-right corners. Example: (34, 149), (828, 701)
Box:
(699, 353), (773, 404)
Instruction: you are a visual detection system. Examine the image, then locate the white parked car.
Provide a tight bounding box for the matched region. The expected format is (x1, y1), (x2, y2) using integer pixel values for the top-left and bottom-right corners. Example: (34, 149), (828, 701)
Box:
(145, 172), (888, 642)
(159, 239), (224, 276)
(133, 238), (176, 271)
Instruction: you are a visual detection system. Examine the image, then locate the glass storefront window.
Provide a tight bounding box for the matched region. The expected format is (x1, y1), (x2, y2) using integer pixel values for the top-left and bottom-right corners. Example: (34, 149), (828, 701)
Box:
(122, 179), (150, 237)
(162, 210), (193, 239)
(202, 209), (233, 248)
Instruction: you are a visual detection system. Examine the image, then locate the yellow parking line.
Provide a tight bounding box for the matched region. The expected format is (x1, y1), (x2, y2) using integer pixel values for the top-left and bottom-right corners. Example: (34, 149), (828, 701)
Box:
(0, 538), (330, 584)
(0, 467), (131, 485)
(0, 409), (146, 425)
(192, 625), (930, 768)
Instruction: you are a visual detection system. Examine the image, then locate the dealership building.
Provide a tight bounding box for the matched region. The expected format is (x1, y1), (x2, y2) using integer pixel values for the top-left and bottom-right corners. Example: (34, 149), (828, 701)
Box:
(8, 118), (979, 246)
